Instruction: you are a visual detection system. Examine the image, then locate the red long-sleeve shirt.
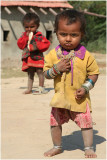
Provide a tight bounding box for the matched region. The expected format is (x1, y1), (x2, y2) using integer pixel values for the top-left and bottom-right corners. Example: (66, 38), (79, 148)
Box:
(17, 31), (50, 71)
(17, 31), (50, 53)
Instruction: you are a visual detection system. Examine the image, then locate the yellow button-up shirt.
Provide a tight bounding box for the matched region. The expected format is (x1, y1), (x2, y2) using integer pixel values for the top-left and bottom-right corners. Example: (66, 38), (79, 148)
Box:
(44, 47), (100, 113)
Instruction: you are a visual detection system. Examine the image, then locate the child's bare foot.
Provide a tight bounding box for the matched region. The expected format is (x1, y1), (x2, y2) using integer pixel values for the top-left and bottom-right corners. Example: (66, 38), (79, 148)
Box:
(85, 148), (97, 158)
(44, 148), (62, 157)
(23, 90), (32, 94)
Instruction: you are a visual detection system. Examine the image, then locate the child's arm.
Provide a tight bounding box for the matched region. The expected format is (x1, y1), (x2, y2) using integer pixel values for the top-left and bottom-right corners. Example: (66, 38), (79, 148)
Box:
(75, 74), (99, 100)
(17, 32), (28, 50)
(28, 33), (50, 53)
(75, 51), (100, 100)
(44, 58), (71, 79)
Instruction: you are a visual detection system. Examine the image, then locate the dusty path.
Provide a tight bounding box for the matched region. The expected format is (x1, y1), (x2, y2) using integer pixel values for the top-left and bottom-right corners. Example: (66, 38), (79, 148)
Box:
(1, 74), (106, 159)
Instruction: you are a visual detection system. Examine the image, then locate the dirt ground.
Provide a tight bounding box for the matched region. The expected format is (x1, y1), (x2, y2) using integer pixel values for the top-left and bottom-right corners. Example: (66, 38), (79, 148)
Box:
(1, 53), (106, 159)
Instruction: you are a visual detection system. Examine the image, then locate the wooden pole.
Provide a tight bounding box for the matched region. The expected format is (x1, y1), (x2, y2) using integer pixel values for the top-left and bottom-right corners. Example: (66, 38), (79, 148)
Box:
(60, 8), (64, 11)
(40, 8), (47, 15)
(29, 7), (39, 16)
(4, 7), (11, 15)
(49, 8), (57, 16)
(17, 7), (26, 15)
(82, 10), (106, 18)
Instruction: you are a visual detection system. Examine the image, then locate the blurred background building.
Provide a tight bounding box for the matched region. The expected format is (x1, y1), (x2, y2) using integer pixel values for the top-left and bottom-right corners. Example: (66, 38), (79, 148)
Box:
(1, 0), (73, 65)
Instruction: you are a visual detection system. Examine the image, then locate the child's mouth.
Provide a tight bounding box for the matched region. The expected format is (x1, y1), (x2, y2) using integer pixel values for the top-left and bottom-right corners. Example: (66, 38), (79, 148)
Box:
(65, 43), (72, 47)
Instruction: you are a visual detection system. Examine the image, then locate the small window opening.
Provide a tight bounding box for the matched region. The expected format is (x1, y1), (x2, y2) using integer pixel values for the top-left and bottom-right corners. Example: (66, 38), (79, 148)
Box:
(46, 30), (52, 42)
(3, 30), (10, 41)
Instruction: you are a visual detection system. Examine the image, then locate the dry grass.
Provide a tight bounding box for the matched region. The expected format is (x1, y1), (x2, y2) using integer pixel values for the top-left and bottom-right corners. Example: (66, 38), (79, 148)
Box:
(1, 68), (26, 78)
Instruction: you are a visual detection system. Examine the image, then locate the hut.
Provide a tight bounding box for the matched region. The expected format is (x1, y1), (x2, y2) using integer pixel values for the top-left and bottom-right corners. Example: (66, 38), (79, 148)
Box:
(1, 0), (73, 67)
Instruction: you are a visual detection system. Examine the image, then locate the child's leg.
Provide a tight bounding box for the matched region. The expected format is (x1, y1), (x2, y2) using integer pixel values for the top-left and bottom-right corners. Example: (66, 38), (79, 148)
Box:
(70, 103), (97, 158)
(81, 128), (97, 158)
(44, 126), (62, 157)
(44, 107), (70, 157)
(33, 68), (48, 94)
(36, 68), (44, 87)
(23, 67), (35, 94)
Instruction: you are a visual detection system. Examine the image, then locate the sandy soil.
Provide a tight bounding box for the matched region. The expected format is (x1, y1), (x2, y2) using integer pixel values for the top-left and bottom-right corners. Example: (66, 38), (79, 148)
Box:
(1, 72), (106, 159)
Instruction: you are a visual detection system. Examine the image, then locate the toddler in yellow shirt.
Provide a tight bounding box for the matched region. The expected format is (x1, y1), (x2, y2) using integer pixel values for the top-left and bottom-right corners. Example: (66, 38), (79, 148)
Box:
(44, 9), (99, 158)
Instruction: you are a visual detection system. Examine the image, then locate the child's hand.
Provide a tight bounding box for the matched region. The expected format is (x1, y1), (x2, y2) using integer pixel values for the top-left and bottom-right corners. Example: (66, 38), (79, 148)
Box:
(56, 58), (71, 72)
(75, 87), (86, 100)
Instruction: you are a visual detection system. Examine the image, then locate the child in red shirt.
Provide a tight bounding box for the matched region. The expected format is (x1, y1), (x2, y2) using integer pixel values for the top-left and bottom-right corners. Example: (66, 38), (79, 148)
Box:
(17, 13), (50, 94)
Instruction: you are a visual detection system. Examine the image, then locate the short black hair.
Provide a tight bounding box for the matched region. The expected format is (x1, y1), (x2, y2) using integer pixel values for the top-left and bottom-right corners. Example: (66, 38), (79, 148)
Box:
(54, 9), (86, 34)
(22, 12), (40, 27)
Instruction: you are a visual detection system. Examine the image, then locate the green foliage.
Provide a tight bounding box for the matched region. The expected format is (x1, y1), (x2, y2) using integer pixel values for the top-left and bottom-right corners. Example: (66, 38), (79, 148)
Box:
(86, 37), (106, 54)
(68, 1), (106, 54)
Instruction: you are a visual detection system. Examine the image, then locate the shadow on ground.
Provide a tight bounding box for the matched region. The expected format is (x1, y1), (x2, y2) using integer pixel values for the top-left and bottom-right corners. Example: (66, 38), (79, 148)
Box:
(19, 86), (54, 92)
(62, 130), (106, 152)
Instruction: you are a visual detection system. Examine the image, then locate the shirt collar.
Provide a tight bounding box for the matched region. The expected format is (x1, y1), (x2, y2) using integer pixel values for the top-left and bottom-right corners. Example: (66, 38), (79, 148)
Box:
(55, 44), (86, 60)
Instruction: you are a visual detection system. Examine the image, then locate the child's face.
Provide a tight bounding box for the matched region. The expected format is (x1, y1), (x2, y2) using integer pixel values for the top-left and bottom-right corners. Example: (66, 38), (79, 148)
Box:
(24, 20), (38, 34)
(56, 19), (83, 50)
